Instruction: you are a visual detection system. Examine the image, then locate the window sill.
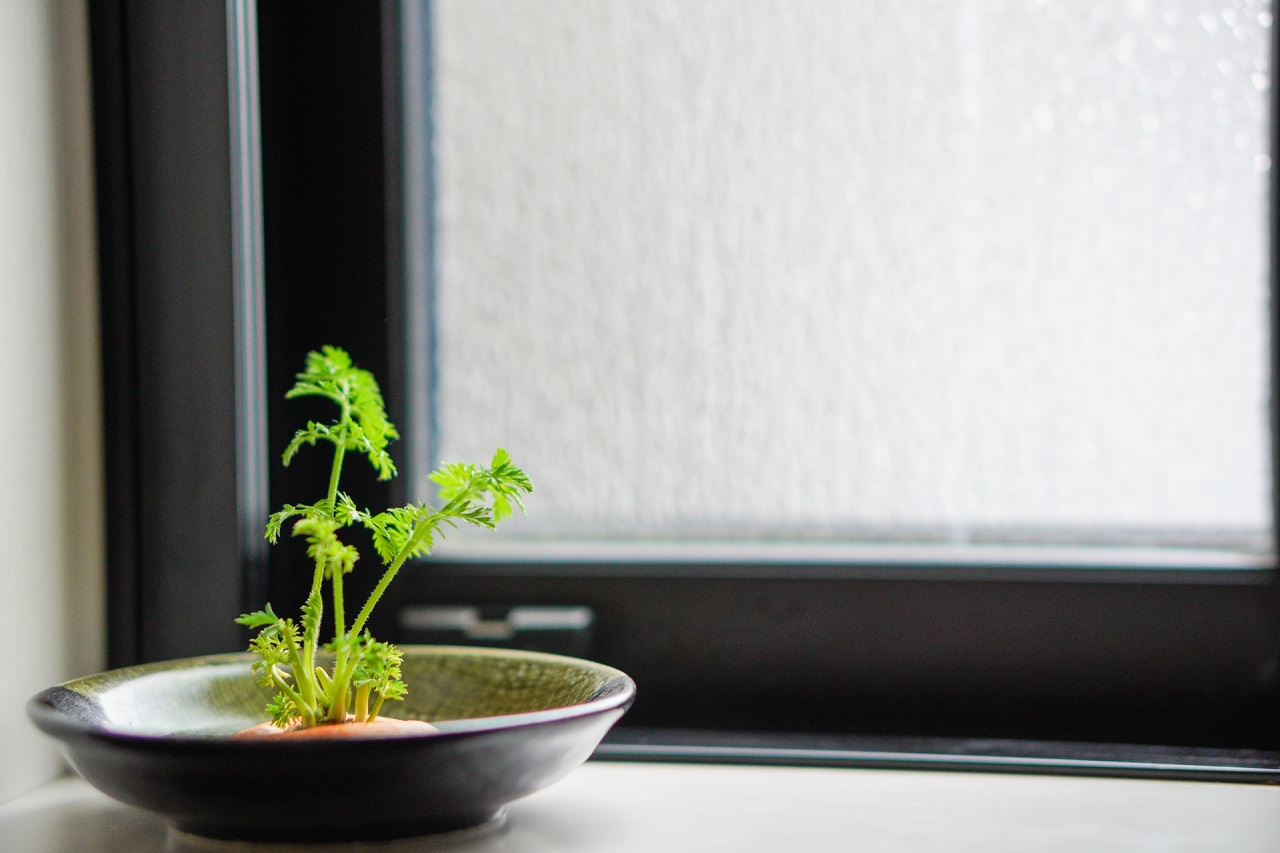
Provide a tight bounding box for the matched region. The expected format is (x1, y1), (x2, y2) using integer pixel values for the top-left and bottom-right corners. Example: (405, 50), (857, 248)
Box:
(3, 759), (1277, 851)
(600, 728), (1280, 783)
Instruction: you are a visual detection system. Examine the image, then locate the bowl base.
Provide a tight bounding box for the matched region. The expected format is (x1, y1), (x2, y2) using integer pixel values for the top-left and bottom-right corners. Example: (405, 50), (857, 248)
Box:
(172, 806), (507, 845)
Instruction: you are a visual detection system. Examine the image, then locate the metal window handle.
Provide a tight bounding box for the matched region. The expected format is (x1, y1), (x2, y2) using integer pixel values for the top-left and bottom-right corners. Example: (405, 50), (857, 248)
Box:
(399, 605), (594, 643)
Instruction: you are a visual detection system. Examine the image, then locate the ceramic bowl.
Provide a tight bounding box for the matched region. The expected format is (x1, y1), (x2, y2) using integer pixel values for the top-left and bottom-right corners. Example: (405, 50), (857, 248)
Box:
(28, 646), (634, 842)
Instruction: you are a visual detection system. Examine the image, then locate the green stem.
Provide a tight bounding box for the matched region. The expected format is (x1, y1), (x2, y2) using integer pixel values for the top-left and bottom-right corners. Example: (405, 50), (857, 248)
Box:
(329, 572), (347, 716)
(354, 684), (371, 723)
(314, 666), (333, 702)
(332, 572), (345, 640)
(326, 654), (356, 720)
(323, 636), (358, 724)
(326, 393), (350, 507)
(338, 512), (444, 709)
(318, 397), (351, 723)
(326, 684), (349, 722)
(300, 405), (353, 726)
(286, 624), (318, 715)
(350, 513), (435, 640)
(300, 562), (324, 706)
(349, 555), (407, 640)
(271, 670), (310, 725)
(327, 443), (346, 507)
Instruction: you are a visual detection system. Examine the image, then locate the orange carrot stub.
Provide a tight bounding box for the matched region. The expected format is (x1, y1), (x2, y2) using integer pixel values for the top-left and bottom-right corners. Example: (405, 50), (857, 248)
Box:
(234, 716), (437, 740)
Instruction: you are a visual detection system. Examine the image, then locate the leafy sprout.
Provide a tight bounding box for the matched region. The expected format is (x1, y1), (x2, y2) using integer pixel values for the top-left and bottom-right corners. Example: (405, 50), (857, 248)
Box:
(237, 346), (532, 729)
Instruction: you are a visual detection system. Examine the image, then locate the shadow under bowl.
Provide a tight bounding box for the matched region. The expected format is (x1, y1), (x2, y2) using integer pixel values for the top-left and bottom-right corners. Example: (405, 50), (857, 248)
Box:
(28, 646), (635, 842)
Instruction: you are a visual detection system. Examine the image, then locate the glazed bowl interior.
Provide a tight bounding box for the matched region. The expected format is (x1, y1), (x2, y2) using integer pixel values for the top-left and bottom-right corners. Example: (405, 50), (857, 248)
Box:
(47, 645), (628, 738)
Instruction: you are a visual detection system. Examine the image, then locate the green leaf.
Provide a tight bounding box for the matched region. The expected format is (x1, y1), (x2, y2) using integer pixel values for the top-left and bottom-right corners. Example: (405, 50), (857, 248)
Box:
(428, 449), (532, 518)
(293, 517), (359, 578)
(357, 451), (534, 568)
(245, 616), (301, 690)
(300, 590), (323, 642)
(441, 501), (495, 530)
(283, 346), (400, 480)
(284, 345), (355, 405)
(281, 421), (335, 468)
(491, 447), (532, 488)
(334, 492), (365, 526)
(428, 461), (480, 502)
(267, 693), (298, 729)
(265, 500), (339, 544)
(265, 505), (305, 544)
(351, 634), (407, 706)
(345, 422), (397, 480)
(235, 603), (279, 629)
(362, 505), (436, 564)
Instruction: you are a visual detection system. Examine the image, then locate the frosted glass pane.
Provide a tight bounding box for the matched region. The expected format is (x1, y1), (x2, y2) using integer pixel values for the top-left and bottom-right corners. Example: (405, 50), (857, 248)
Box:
(429, 0), (1272, 547)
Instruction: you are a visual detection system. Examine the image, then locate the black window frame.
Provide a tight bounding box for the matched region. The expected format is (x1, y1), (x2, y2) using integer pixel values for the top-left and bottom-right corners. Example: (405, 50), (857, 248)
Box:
(91, 1), (1280, 779)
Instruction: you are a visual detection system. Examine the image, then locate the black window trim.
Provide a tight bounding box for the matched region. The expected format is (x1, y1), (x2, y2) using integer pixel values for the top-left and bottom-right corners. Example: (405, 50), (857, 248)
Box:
(91, 0), (1280, 778)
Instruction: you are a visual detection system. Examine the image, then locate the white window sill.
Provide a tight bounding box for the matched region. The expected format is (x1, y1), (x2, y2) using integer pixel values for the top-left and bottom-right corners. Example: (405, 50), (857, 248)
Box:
(2, 760), (1277, 851)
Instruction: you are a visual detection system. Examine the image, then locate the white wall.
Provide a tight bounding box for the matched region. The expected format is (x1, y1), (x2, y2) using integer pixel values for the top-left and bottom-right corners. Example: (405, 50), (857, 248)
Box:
(0, 0), (104, 805)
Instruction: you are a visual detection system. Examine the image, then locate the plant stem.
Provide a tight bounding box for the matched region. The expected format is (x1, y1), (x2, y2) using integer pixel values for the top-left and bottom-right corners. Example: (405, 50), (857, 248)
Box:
(326, 393), (350, 506)
(271, 670), (308, 718)
(332, 571), (345, 640)
(354, 685), (370, 722)
(324, 543), (411, 720)
(314, 666), (333, 702)
(329, 573), (349, 721)
(326, 684), (348, 722)
(349, 551), (409, 641)
(327, 444), (346, 507)
(318, 399), (350, 722)
(300, 566), (324, 703)
(350, 511), (437, 639)
(288, 610), (319, 716)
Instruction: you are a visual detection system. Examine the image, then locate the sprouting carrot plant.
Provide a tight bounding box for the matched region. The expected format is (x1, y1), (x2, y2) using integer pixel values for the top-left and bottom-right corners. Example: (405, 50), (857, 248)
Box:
(236, 346), (531, 729)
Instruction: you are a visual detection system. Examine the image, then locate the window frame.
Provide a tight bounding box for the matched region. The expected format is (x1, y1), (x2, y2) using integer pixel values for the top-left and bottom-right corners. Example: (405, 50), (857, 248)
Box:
(91, 0), (1280, 775)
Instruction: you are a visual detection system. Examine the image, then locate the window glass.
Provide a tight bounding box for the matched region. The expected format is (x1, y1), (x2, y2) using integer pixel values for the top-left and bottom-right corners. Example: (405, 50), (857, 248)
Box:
(428, 0), (1272, 551)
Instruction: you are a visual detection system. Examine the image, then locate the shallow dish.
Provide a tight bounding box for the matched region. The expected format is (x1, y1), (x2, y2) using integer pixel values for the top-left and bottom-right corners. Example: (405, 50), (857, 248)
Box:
(28, 646), (634, 842)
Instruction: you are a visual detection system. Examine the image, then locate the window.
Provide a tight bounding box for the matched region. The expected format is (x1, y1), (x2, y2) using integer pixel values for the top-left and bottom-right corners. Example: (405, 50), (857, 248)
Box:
(425, 1), (1273, 555)
(91, 0), (1280, 775)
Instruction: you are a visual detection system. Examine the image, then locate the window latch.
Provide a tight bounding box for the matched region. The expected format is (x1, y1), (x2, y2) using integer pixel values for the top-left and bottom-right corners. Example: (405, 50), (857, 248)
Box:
(398, 605), (595, 657)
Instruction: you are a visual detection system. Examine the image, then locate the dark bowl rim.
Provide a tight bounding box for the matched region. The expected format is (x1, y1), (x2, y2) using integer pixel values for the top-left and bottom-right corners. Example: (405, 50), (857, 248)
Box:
(28, 645), (636, 749)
